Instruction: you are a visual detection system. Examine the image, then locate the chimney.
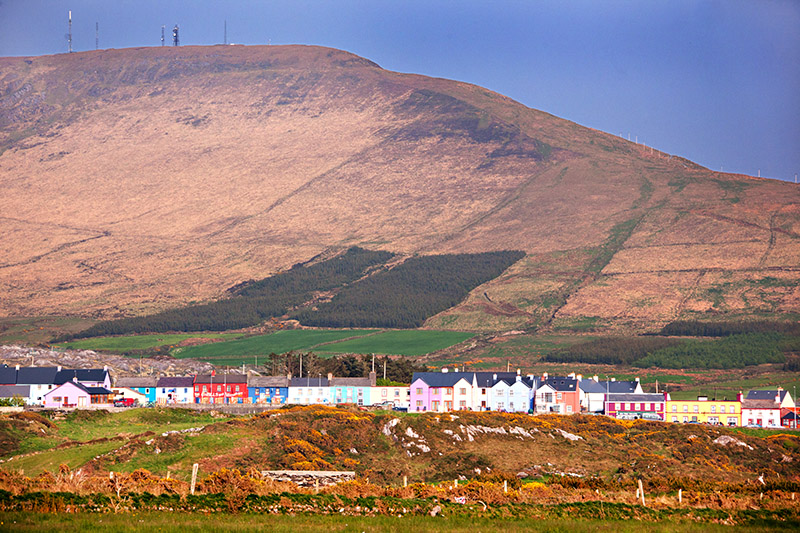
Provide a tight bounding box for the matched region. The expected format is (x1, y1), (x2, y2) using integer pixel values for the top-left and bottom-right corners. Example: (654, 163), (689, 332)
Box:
(327, 372), (333, 382)
(15, 365), (19, 371)
(492, 373), (497, 380)
(568, 372), (575, 379)
(576, 374), (583, 382)
(441, 368), (448, 373)
(611, 377), (616, 382)
(287, 373), (292, 380)
(542, 372), (548, 380)
(527, 374), (535, 381)
(516, 368), (521, 375)
(635, 377), (640, 382)
(368, 371), (376, 387)
(57, 366), (62, 372)
(593, 375), (599, 382)
(737, 391), (743, 402)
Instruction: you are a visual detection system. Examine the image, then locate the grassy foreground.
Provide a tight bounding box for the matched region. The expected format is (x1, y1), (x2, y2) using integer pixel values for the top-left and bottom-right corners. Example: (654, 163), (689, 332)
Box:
(0, 510), (792, 532)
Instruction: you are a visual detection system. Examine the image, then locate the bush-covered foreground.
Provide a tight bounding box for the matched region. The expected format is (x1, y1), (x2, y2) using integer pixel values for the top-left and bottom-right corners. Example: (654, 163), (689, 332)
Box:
(0, 468), (797, 530)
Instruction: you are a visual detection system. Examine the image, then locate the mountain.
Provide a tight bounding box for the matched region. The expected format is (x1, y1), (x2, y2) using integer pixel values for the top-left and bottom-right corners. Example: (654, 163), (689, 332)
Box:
(0, 45), (798, 332)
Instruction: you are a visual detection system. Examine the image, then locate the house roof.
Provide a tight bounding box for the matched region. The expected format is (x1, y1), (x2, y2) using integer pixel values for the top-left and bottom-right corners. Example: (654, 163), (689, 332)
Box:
(45, 381), (112, 396)
(290, 377), (330, 387)
(194, 374), (247, 384)
(411, 372), (474, 388)
(746, 390), (786, 402)
(474, 372), (518, 388)
(156, 376), (194, 388)
(602, 381), (640, 394)
(248, 376), (290, 388)
(579, 380), (608, 394)
(782, 410), (799, 421)
(542, 377), (578, 392)
(607, 393), (666, 403)
(0, 385), (29, 398)
(331, 377), (372, 387)
(116, 377), (158, 388)
(741, 399), (781, 410)
(16, 367), (60, 385)
(54, 369), (109, 385)
(0, 366), (17, 384)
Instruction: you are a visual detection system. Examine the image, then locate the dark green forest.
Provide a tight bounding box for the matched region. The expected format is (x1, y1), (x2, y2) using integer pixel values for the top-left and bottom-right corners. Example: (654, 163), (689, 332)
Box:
(659, 319), (800, 337)
(64, 249), (524, 339)
(293, 251), (525, 328)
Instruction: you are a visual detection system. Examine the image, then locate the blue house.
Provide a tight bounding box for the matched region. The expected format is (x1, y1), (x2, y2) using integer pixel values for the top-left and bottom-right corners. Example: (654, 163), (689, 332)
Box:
(115, 377), (157, 404)
(330, 373), (376, 406)
(248, 376), (289, 405)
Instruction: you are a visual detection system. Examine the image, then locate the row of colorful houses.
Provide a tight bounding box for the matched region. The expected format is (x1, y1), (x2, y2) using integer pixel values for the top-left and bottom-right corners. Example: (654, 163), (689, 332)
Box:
(409, 369), (798, 429)
(0, 364), (796, 428)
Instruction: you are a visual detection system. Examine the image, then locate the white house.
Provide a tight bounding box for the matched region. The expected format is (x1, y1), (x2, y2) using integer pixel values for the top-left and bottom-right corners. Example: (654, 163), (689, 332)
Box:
(489, 375), (536, 412)
(156, 376), (194, 404)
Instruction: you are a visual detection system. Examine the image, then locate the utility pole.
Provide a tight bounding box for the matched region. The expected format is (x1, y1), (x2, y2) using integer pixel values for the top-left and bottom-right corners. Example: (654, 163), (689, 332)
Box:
(68, 11), (73, 53)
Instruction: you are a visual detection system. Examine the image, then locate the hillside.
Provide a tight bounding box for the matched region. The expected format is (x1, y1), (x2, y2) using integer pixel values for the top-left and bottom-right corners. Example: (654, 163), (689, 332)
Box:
(1, 45), (798, 332)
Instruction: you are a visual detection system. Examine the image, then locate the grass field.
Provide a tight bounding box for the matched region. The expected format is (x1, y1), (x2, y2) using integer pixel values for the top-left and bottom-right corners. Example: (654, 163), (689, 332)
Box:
(55, 333), (244, 353)
(171, 329), (380, 363)
(0, 511), (788, 532)
(316, 330), (476, 356)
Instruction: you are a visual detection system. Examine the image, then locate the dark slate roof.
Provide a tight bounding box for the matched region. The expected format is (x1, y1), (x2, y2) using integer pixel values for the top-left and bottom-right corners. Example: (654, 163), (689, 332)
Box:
(156, 377), (194, 388)
(782, 410), (799, 421)
(411, 372), (474, 388)
(54, 369), (109, 385)
(542, 377), (578, 392)
(194, 374), (247, 384)
(85, 386), (113, 395)
(606, 393), (665, 403)
(746, 390), (786, 402)
(602, 381), (640, 394)
(0, 366), (17, 384)
(474, 372), (518, 388)
(493, 377), (536, 389)
(289, 377), (330, 387)
(248, 376), (290, 388)
(116, 377), (158, 388)
(0, 385), (29, 398)
(579, 380), (608, 394)
(47, 381), (111, 396)
(16, 367), (60, 385)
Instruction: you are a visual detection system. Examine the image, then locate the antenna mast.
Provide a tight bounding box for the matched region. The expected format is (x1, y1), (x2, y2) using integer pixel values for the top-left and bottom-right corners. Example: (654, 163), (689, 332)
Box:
(95, 22), (99, 50)
(161, 25), (165, 46)
(224, 20), (227, 45)
(68, 11), (73, 53)
(172, 24), (179, 46)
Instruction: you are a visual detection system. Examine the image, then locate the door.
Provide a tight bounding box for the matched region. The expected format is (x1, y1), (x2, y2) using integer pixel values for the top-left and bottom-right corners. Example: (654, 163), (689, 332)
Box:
(78, 396), (87, 407)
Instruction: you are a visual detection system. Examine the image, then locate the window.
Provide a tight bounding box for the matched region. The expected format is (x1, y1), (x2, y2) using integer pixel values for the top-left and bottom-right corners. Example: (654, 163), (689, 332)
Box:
(683, 405), (688, 412)
(672, 405), (677, 412)
(496, 389), (503, 396)
(382, 389), (387, 397)
(226, 385), (231, 392)
(566, 405), (572, 413)
(446, 388), (452, 396)
(693, 405), (699, 413)
(53, 396), (62, 402)
(682, 416), (688, 423)
(691, 416), (698, 422)
(720, 405), (725, 413)
(509, 390), (514, 397)
(459, 400), (466, 408)
(481, 388), (487, 395)
(394, 390), (400, 397)
(432, 388), (439, 395)
(711, 405), (716, 413)
(146, 388), (150, 394)
(497, 402), (504, 410)
(416, 400), (422, 407)
(557, 392), (562, 401)
(217, 385), (222, 392)
(415, 388), (422, 395)
(672, 416), (678, 422)
(459, 388), (467, 395)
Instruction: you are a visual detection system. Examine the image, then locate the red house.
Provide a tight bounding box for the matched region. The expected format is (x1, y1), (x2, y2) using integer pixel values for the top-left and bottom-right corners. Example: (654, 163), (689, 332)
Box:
(193, 373), (248, 404)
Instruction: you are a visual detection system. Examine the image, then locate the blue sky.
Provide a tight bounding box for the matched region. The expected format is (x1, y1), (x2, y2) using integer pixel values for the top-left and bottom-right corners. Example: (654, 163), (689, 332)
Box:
(1, 0), (798, 182)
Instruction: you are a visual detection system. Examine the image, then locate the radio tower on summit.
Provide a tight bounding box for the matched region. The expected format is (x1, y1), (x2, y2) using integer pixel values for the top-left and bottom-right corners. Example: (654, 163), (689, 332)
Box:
(172, 25), (180, 46)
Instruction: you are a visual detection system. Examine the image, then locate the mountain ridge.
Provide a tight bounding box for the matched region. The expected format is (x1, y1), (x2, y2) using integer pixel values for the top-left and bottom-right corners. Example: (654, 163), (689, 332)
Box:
(0, 44), (797, 332)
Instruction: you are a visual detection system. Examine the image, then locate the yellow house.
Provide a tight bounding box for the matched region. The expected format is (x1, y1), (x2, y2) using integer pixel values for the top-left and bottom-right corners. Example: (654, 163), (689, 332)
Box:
(665, 396), (741, 426)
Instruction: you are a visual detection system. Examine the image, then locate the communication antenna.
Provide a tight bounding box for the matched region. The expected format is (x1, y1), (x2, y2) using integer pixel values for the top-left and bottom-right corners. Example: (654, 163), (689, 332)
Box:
(95, 22), (99, 50)
(68, 11), (73, 53)
(224, 20), (227, 45)
(161, 25), (165, 46)
(172, 24), (179, 46)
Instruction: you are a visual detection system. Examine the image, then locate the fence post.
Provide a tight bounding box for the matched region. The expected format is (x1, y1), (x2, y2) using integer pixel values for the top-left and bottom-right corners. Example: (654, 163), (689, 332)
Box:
(190, 463), (199, 495)
(638, 479), (645, 506)
(504, 480), (508, 493)
(678, 488), (682, 504)
(403, 475), (408, 488)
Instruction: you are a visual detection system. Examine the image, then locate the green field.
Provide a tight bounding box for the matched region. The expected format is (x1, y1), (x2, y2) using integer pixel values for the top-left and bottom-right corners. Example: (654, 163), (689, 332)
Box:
(0, 316), (96, 345)
(171, 329), (380, 363)
(55, 333), (244, 353)
(0, 511), (784, 532)
(316, 330), (476, 356)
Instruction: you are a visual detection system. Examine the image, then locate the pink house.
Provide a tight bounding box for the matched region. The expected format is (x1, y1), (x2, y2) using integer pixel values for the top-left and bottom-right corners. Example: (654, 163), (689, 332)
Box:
(410, 371), (475, 412)
(43, 381), (113, 409)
